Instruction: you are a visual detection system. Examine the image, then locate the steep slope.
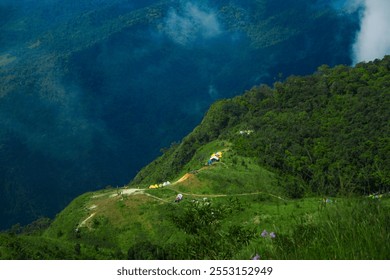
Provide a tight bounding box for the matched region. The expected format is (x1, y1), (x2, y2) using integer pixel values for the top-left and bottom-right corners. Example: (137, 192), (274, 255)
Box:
(0, 0), (360, 229)
(132, 56), (390, 196)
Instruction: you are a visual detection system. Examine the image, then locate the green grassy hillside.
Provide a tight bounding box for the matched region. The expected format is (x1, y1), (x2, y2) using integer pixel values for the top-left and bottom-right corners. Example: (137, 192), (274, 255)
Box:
(1, 57), (389, 259)
(133, 56), (390, 197)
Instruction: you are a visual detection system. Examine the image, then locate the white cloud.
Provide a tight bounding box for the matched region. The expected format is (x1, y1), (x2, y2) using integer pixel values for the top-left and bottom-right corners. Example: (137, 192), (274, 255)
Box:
(163, 2), (221, 45)
(352, 0), (390, 63)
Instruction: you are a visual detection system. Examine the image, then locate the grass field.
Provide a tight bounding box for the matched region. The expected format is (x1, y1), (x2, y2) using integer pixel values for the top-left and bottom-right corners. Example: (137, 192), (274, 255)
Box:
(2, 140), (388, 260)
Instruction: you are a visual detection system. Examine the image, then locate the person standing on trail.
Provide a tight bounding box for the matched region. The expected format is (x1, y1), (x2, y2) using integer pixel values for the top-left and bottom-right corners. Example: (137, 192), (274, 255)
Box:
(175, 193), (183, 203)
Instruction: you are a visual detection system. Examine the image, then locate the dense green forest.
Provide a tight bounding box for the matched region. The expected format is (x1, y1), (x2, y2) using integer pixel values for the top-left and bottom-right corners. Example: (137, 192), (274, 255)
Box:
(132, 56), (390, 197)
(1, 57), (389, 260)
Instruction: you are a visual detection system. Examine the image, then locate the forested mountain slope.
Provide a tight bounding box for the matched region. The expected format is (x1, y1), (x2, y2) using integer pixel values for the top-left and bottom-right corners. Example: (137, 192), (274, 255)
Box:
(132, 56), (390, 196)
(0, 57), (389, 260)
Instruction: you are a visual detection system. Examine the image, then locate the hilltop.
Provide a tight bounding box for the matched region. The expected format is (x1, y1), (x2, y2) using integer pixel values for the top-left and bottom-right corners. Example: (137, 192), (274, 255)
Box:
(132, 56), (390, 196)
(0, 57), (389, 260)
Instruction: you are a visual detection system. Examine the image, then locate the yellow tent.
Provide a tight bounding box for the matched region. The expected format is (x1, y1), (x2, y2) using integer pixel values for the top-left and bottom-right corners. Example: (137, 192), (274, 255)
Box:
(210, 152), (222, 159)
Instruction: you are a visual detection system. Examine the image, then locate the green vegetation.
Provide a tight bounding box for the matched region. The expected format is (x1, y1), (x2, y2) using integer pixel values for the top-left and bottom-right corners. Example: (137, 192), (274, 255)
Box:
(1, 191), (388, 259)
(134, 56), (390, 197)
(1, 57), (389, 259)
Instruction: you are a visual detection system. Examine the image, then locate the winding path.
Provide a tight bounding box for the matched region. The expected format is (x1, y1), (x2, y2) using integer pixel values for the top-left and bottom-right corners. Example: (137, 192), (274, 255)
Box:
(78, 167), (286, 228)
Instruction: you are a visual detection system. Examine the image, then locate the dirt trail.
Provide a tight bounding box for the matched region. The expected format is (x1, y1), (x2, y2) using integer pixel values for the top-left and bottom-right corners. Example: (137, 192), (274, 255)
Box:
(170, 167), (286, 201)
(143, 193), (171, 203)
(175, 173), (193, 184)
(78, 164), (285, 228)
(79, 188), (144, 229)
(92, 188), (143, 199)
(77, 213), (96, 229)
(165, 188), (286, 201)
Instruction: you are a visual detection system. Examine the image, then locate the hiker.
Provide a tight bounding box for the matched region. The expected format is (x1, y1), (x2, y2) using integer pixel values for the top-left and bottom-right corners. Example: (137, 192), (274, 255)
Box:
(175, 193), (183, 203)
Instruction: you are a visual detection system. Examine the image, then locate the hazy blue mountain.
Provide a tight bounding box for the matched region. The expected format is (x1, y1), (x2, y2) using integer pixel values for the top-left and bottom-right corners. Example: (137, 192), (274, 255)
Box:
(0, 0), (360, 229)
